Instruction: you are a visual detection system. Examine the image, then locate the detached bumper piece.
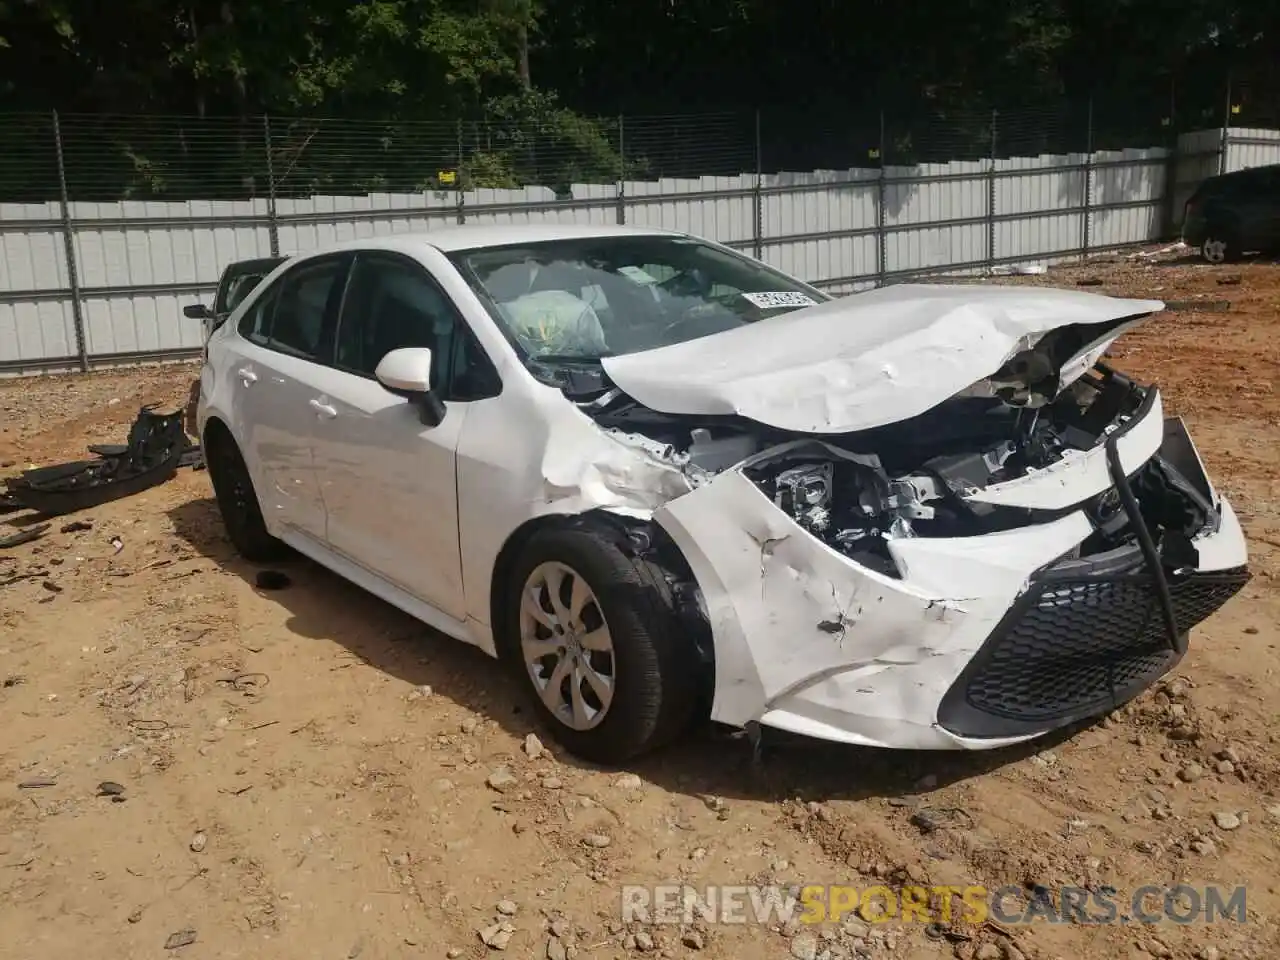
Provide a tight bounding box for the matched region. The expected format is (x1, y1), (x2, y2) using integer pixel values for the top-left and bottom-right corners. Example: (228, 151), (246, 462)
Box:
(3, 406), (192, 517)
(938, 560), (1249, 739)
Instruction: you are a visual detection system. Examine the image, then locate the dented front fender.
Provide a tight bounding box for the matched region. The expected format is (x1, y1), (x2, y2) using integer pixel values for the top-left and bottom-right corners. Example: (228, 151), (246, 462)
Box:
(654, 468), (1097, 748)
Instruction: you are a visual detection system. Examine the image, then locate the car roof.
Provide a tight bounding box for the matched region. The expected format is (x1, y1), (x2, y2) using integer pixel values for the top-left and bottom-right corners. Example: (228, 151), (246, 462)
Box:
(290, 223), (686, 261)
(1209, 163), (1280, 183)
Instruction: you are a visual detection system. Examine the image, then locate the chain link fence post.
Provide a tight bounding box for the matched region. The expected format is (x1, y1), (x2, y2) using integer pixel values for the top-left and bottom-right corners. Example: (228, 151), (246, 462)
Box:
(616, 115), (626, 225)
(752, 110), (763, 260)
(1162, 77), (1180, 239)
(263, 115), (280, 256)
(52, 111), (89, 372)
(1219, 74), (1233, 176)
(876, 110), (887, 287)
(986, 109), (999, 274)
(1081, 97), (1093, 260)
(456, 119), (466, 225)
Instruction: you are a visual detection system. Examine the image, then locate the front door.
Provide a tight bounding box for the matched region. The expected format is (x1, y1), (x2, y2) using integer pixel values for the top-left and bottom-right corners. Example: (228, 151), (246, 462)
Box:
(307, 251), (493, 620)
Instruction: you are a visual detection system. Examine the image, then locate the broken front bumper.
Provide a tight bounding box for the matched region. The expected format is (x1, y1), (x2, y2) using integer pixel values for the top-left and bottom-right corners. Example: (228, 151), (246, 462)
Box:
(653, 389), (1250, 750)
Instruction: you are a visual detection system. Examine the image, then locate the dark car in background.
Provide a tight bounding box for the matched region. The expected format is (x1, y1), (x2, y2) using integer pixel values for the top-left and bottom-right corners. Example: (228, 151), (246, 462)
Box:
(182, 255), (284, 434)
(184, 256), (286, 341)
(1182, 163), (1280, 263)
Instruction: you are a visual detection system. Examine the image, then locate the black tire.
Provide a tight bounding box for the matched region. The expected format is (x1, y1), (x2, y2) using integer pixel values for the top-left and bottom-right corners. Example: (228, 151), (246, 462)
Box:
(206, 431), (289, 563)
(501, 526), (701, 765)
(1200, 224), (1241, 264)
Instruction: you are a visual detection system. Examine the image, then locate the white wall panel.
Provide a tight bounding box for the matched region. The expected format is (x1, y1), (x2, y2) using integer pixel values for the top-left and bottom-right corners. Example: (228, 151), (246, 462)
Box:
(2, 127), (1270, 371)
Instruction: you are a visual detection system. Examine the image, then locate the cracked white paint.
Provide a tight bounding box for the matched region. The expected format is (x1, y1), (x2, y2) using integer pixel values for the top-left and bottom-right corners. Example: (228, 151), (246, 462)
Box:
(653, 463), (1248, 749)
(653, 469), (1097, 747)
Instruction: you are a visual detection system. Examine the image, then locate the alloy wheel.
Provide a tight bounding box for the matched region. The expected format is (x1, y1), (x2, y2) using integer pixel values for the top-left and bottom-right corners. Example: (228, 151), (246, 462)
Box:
(518, 560), (616, 731)
(1202, 238), (1228, 263)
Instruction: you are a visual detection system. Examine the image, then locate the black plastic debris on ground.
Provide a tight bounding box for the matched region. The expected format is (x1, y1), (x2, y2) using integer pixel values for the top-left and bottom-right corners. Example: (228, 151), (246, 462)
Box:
(255, 570), (291, 591)
(97, 781), (127, 802)
(3, 406), (189, 517)
(908, 805), (974, 835)
(0, 523), (49, 549)
(178, 445), (205, 470)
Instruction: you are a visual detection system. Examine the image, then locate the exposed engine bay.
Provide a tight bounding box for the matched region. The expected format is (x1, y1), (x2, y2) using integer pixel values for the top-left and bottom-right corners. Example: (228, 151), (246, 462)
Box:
(581, 362), (1218, 579)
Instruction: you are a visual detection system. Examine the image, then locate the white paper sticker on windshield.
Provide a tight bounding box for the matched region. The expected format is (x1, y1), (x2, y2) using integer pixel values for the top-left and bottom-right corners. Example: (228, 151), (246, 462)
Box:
(742, 291), (818, 309)
(618, 265), (658, 285)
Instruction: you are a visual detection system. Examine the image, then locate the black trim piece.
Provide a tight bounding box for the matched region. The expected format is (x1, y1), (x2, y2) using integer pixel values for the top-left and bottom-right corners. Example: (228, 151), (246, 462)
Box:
(1099, 374), (1155, 446)
(935, 564), (1249, 740)
(1105, 431), (1180, 653)
(1159, 417), (1214, 506)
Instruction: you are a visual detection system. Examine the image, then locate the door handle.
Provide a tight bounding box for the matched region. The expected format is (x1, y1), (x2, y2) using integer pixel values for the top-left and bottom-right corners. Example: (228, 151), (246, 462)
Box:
(309, 398), (337, 419)
(237, 367), (258, 385)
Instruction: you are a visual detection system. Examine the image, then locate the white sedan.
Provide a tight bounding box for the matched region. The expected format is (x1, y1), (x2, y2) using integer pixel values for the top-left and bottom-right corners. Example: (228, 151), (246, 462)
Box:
(196, 224), (1250, 764)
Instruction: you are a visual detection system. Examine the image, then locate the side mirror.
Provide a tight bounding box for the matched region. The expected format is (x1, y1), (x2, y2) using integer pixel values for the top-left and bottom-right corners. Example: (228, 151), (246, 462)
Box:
(375, 347), (446, 427)
(184, 303), (212, 320)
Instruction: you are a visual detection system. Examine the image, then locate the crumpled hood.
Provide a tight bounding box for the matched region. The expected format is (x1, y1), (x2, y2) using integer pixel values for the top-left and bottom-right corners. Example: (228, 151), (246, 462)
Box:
(600, 283), (1164, 433)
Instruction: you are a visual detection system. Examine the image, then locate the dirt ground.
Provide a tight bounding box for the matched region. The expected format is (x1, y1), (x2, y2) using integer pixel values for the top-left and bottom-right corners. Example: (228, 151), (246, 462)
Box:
(2, 247), (1279, 960)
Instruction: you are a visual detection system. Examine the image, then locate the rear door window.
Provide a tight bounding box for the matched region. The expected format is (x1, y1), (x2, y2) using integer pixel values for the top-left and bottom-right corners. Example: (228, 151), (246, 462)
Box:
(239, 287), (278, 346)
(270, 258), (348, 361)
(236, 255), (349, 362)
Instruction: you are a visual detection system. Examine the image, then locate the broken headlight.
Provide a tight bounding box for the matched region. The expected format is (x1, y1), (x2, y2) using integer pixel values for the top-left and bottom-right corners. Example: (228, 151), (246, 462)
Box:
(773, 463), (834, 534)
(747, 443), (950, 579)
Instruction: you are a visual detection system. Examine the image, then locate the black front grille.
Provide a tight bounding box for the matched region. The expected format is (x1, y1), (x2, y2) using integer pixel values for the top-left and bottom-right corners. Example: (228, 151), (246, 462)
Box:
(938, 565), (1249, 739)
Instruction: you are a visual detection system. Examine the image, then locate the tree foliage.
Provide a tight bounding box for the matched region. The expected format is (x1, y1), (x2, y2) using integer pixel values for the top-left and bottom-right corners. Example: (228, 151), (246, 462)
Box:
(0, 0), (1275, 199)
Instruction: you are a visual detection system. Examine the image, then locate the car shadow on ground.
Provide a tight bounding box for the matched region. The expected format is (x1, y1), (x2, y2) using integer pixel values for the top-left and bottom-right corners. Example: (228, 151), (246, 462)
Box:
(169, 495), (1096, 805)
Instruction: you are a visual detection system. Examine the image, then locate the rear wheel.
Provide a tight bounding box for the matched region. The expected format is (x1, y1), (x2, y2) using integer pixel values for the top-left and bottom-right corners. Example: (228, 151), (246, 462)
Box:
(206, 429), (288, 562)
(502, 526), (700, 765)
(1201, 227), (1240, 263)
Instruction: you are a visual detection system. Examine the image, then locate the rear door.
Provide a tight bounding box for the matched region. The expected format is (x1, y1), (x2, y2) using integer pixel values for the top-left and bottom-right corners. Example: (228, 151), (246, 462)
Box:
(228, 254), (352, 540)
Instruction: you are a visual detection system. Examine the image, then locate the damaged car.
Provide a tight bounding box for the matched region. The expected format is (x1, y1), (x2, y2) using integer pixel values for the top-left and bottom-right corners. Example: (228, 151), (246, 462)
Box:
(196, 225), (1250, 764)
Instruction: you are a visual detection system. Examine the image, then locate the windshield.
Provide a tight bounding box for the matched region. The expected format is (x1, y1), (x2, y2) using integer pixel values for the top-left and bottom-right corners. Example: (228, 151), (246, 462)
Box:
(449, 236), (828, 363)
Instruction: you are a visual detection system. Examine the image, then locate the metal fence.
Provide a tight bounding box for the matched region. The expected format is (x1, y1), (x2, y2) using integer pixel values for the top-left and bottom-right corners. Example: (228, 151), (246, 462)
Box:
(1, 91), (1278, 374)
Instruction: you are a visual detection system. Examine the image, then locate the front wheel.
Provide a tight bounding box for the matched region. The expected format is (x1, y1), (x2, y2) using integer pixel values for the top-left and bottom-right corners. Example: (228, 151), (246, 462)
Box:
(502, 526), (700, 765)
